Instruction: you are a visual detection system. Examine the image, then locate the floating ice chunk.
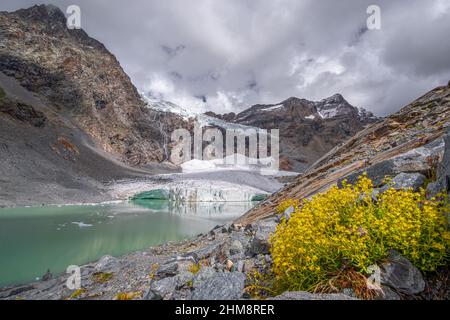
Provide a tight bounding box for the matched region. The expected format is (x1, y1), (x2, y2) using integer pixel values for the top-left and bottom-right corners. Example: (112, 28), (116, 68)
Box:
(71, 221), (93, 228)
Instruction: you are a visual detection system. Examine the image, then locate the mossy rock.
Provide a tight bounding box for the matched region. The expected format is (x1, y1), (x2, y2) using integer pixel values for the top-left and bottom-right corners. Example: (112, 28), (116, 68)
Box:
(251, 194), (267, 202)
(130, 189), (169, 201)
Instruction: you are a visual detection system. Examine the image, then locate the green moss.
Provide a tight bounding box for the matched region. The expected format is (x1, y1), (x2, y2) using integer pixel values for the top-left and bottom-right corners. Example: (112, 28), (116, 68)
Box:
(69, 288), (86, 299)
(93, 272), (113, 283)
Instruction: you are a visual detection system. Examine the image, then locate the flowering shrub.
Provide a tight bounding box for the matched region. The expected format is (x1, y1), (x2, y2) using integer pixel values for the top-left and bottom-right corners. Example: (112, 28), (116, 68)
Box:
(270, 174), (449, 293)
(276, 198), (299, 214)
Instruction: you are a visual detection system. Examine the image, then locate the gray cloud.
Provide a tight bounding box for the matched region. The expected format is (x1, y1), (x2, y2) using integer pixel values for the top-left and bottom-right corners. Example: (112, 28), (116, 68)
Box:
(1, 0), (449, 115)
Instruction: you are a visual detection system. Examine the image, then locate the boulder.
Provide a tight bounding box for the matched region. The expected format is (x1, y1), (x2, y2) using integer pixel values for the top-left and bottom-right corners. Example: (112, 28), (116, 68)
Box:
(94, 255), (119, 272)
(156, 259), (192, 277)
(271, 291), (357, 300)
(192, 267), (217, 289)
(191, 272), (246, 300)
(340, 138), (444, 187)
(380, 172), (426, 192)
(379, 251), (425, 295)
(145, 276), (178, 300)
(247, 218), (278, 256)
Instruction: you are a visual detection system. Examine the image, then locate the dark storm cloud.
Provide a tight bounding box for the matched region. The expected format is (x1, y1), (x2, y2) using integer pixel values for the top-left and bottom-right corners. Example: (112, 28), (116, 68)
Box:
(1, 0), (449, 115)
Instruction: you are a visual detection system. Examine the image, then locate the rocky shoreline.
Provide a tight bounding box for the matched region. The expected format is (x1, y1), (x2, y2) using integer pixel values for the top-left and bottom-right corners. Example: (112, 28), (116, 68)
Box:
(1, 211), (446, 300)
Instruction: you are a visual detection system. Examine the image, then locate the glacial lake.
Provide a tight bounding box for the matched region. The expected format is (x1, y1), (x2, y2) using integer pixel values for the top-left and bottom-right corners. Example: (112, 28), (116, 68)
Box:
(0, 201), (255, 287)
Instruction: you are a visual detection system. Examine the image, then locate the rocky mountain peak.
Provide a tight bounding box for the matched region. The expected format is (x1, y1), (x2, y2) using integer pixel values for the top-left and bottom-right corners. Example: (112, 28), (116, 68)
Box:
(0, 5), (190, 166)
(321, 93), (346, 104)
(15, 4), (66, 25)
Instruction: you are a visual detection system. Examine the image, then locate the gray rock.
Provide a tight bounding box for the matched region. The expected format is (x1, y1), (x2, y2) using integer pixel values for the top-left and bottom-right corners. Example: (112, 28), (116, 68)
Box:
(145, 276), (179, 300)
(156, 262), (179, 277)
(430, 128), (450, 196)
(380, 172), (426, 192)
(380, 251), (425, 295)
(283, 205), (295, 221)
(377, 286), (401, 300)
(189, 242), (222, 260)
(340, 139), (444, 187)
(235, 260), (245, 272)
(94, 255), (119, 272)
(41, 269), (53, 281)
(192, 272), (246, 300)
(243, 260), (255, 273)
(339, 160), (396, 187)
(157, 259), (192, 277)
(392, 138), (444, 173)
(176, 271), (194, 289)
(192, 267), (217, 289)
(341, 288), (357, 298)
(271, 291), (357, 300)
(247, 218), (278, 256)
(229, 240), (244, 256)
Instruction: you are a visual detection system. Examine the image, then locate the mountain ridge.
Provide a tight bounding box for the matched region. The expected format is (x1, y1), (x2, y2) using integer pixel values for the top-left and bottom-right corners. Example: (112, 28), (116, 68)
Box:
(205, 93), (379, 171)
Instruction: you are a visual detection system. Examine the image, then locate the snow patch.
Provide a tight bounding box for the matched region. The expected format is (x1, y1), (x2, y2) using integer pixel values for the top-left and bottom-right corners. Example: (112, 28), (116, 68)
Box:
(261, 104), (284, 112)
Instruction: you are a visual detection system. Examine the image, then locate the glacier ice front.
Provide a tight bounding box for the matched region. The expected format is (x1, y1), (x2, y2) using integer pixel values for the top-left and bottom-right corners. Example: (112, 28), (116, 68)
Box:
(129, 180), (268, 203)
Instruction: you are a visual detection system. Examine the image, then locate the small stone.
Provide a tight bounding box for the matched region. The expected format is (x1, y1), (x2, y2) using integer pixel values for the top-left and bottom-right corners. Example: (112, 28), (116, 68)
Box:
(243, 260), (255, 273)
(226, 260), (234, 271)
(229, 240), (244, 256)
(235, 260), (245, 273)
(41, 269), (53, 281)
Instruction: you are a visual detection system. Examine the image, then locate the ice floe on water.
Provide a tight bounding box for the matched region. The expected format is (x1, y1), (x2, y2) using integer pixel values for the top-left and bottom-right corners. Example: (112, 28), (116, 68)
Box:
(71, 221), (93, 228)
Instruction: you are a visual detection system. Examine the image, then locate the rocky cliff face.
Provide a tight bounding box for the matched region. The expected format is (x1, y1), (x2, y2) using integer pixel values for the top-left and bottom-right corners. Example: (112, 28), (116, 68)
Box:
(0, 5), (192, 207)
(237, 83), (450, 225)
(0, 4), (188, 166)
(206, 94), (378, 171)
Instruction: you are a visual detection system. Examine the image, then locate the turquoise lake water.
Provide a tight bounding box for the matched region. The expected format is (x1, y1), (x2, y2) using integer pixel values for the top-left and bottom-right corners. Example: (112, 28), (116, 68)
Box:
(0, 201), (254, 287)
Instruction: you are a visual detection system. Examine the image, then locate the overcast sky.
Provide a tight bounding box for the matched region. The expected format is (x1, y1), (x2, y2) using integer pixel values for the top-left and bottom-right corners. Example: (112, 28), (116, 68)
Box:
(1, 0), (450, 115)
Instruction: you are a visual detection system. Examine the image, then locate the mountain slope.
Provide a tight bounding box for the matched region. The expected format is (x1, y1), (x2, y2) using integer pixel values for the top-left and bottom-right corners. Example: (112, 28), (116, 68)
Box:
(237, 83), (450, 225)
(206, 94), (378, 171)
(0, 5), (190, 206)
(0, 5), (188, 166)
